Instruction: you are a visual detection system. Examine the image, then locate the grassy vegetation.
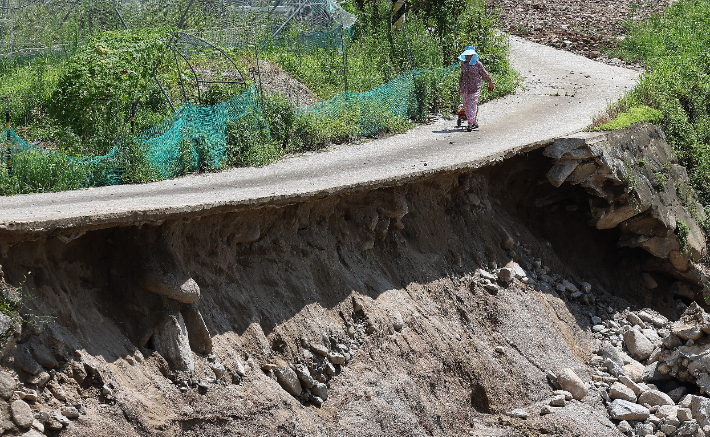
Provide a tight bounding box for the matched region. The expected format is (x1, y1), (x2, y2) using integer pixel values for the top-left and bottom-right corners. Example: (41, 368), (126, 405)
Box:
(605, 0), (710, 209)
(591, 105), (662, 131)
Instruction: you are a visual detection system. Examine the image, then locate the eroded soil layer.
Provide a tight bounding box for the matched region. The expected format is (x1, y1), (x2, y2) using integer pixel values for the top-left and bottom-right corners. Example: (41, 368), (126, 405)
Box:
(0, 147), (693, 436)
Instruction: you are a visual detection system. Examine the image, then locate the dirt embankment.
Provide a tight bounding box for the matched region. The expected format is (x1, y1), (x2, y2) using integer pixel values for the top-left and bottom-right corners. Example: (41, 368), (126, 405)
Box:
(0, 126), (706, 436)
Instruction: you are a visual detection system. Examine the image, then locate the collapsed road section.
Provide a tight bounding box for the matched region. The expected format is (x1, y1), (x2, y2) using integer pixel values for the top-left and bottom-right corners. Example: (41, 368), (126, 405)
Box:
(0, 123), (707, 436)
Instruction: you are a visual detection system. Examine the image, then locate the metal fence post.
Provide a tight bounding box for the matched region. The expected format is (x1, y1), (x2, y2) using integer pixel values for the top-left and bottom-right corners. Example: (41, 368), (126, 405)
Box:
(5, 110), (10, 177)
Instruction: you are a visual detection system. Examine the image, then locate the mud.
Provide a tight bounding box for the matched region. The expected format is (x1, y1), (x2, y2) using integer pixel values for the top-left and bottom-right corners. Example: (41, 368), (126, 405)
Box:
(0, 138), (701, 436)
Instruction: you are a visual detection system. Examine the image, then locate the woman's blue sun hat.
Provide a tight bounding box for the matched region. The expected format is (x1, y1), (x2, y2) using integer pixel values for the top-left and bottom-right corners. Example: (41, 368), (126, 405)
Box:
(458, 45), (478, 64)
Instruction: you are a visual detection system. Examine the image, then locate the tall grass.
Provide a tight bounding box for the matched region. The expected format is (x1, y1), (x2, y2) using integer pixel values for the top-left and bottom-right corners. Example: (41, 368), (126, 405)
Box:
(611, 0), (710, 208)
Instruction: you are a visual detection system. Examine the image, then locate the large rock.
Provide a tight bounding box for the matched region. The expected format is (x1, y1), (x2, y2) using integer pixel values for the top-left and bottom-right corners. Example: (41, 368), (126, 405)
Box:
(643, 361), (672, 383)
(152, 305), (194, 372)
(294, 364), (315, 389)
(274, 367), (302, 397)
(181, 303), (212, 355)
(609, 382), (636, 403)
(601, 342), (624, 368)
(13, 345), (42, 376)
(623, 363), (645, 383)
(311, 382), (328, 401)
(689, 395), (710, 428)
(608, 399), (651, 421)
(638, 390), (675, 406)
(624, 328), (655, 360)
(556, 368), (588, 400)
(673, 323), (704, 341)
(139, 272), (201, 304)
(0, 400), (15, 434)
(9, 400), (33, 428)
(0, 372), (15, 400)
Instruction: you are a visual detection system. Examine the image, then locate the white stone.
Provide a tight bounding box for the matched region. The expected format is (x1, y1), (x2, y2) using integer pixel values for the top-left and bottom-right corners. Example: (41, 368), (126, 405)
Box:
(10, 400), (33, 428)
(60, 406), (79, 419)
(618, 420), (633, 433)
(311, 382), (328, 401)
(639, 390), (674, 407)
(553, 390), (573, 401)
(618, 374), (644, 396)
(508, 409), (528, 419)
(274, 367), (302, 397)
(623, 328), (655, 360)
(608, 399), (650, 421)
(549, 395), (566, 407)
(557, 368), (588, 400)
(624, 362), (645, 383)
(328, 352), (345, 365)
(609, 382), (636, 402)
(497, 268), (514, 282)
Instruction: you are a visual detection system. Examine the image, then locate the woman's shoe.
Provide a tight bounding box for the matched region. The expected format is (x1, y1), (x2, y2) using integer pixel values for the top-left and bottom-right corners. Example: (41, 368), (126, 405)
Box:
(472, 123), (479, 129)
(466, 125), (472, 132)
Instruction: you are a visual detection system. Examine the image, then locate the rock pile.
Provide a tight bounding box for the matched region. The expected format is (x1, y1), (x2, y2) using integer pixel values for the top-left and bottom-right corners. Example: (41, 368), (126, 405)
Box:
(589, 303), (710, 436)
(0, 369), (87, 435)
(260, 295), (385, 406)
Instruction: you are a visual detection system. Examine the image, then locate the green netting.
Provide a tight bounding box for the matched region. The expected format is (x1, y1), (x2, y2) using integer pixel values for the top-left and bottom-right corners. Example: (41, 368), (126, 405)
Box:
(0, 84), (264, 187)
(1, 62), (459, 190)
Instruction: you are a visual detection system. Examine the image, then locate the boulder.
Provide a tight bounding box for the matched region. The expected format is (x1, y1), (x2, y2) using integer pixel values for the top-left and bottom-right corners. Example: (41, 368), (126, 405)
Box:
(294, 364), (315, 389)
(623, 363), (644, 383)
(138, 269), (201, 303)
(13, 345), (42, 376)
(274, 367), (302, 397)
(310, 344), (329, 357)
(152, 305), (194, 372)
(9, 400), (33, 428)
(673, 323), (704, 341)
(609, 382), (636, 402)
(600, 342), (624, 368)
(624, 328), (655, 360)
(608, 399), (650, 421)
(549, 395), (566, 407)
(497, 268), (514, 283)
(209, 361), (226, 379)
(0, 400), (14, 434)
(352, 296), (363, 312)
(638, 389), (675, 406)
(311, 382), (328, 401)
(643, 362), (672, 383)
(60, 406), (80, 419)
(0, 372), (16, 400)
(556, 368), (588, 400)
(181, 303), (212, 355)
(618, 374), (644, 396)
(678, 407), (693, 422)
(328, 352), (345, 365)
(689, 395), (710, 427)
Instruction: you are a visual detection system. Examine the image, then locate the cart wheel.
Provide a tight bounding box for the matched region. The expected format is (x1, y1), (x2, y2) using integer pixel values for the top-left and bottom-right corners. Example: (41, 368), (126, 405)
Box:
(456, 118), (461, 127)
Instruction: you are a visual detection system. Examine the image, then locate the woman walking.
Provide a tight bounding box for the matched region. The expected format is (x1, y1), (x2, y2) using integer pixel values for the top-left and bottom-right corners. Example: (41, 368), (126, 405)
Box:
(459, 45), (494, 132)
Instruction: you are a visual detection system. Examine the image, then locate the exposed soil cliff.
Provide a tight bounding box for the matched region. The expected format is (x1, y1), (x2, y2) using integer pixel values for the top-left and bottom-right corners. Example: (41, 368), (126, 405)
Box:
(0, 125), (706, 436)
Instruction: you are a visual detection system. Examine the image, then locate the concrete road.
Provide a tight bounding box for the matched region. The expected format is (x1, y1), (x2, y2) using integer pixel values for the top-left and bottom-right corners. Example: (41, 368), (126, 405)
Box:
(0, 36), (639, 234)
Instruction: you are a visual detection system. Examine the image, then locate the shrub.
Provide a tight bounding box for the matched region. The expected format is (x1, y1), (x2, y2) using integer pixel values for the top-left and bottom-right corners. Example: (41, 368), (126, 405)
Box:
(0, 148), (87, 195)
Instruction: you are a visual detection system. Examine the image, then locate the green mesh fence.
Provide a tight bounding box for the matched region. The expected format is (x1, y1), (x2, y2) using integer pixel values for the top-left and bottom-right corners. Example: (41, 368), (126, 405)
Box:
(1, 63), (459, 191)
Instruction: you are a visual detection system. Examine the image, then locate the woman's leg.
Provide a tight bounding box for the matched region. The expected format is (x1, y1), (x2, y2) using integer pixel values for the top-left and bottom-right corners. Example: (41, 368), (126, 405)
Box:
(471, 87), (482, 125)
(462, 93), (475, 125)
